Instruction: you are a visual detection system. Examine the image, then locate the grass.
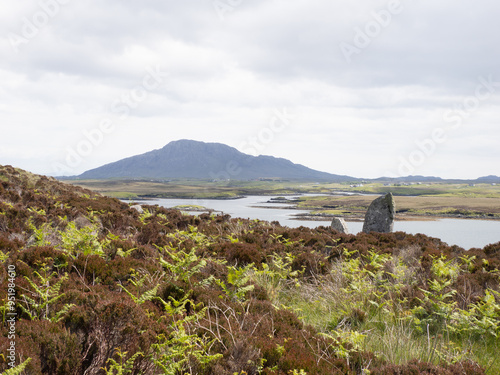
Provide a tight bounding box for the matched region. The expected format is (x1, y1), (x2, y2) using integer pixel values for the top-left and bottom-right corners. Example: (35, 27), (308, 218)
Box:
(250, 247), (500, 373)
(105, 191), (139, 199)
(339, 182), (500, 198)
(295, 194), (500, 219)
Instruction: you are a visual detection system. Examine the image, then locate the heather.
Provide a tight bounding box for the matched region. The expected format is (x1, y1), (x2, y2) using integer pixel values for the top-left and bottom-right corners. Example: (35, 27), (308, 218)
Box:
(0, 165), (498, 374)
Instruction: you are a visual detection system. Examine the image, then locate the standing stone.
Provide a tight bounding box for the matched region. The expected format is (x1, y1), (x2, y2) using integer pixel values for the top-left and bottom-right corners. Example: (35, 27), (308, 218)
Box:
(331, 217), (349, 234)
(362, 193), (395, 233)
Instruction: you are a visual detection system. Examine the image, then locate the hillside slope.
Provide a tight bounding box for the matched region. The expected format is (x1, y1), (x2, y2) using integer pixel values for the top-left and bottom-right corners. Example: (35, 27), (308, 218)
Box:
(0, 165), (498, 374)
(77, 139), (354, 181)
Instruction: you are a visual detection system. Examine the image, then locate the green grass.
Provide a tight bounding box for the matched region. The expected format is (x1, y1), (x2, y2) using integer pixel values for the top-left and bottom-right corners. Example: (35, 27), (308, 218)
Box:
(104, 191), (139, 199)
(250, 248), (500, 373)
(309, 209), (352, 216)
(69, 179), (500, 198)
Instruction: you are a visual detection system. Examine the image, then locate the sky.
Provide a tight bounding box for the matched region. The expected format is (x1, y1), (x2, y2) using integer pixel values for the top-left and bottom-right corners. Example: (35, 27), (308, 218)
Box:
(1, 0), (499, 179)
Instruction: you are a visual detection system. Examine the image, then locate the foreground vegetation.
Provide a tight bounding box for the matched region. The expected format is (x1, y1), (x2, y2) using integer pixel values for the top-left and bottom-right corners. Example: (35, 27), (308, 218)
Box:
(1, 166), (500, 374)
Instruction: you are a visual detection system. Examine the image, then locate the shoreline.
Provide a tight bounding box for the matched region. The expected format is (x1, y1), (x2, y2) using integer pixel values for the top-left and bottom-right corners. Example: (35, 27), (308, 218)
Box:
(122, 194), (500, 222)
(291, 212), (500, 222)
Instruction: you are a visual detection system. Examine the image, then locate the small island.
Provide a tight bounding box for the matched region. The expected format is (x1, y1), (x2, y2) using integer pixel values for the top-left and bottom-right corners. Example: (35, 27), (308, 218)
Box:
(171, 204), (217, 212)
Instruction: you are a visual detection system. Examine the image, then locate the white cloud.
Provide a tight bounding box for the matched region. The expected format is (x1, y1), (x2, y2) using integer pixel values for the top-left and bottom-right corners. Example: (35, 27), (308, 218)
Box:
(0, 0), (499, 179)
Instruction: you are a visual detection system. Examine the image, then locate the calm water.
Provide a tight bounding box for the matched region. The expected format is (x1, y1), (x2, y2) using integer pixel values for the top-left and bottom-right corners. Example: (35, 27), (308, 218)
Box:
(136, 195), (500, 250)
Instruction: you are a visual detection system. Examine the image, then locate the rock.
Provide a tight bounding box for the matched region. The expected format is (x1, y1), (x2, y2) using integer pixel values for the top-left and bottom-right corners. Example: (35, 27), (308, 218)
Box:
(130, 204), (144, 214)
(74, 214), (92, 229)
(331, 217), (349, 234)
(362, 193), (395, 233)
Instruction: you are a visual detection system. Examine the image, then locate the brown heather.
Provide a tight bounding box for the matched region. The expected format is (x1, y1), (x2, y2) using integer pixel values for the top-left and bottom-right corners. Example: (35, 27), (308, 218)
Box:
(0, 165), (497, 374)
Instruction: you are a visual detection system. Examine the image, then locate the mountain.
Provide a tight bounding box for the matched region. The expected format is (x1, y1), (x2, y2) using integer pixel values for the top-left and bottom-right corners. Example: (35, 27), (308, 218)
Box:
(77, 139), (355, 181)
(374, 175), (445, 183)
(476, 175), (500, 183)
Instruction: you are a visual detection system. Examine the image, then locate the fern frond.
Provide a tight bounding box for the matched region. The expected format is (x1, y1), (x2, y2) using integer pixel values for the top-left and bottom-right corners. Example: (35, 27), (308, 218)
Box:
(2, 358), (32, 375)
(51, 303), (75, 323)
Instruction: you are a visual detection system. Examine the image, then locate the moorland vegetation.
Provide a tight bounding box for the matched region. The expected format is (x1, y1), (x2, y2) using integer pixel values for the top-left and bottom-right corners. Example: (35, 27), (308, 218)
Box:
(1, 165), (499, 374)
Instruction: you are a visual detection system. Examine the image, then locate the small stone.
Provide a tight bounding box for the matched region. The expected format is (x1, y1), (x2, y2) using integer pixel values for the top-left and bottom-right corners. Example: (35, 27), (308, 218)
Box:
(130, 204), (144, 214)
(331, 217), (349, 234)
(362, 193), (395, 233)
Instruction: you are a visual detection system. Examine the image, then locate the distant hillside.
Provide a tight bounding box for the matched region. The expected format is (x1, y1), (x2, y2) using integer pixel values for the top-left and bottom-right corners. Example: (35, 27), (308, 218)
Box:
(476, 175), (500, 183)
(77, 139), (355, 182)
(374, 175), (445, 183)
(375, 175), (500, 184)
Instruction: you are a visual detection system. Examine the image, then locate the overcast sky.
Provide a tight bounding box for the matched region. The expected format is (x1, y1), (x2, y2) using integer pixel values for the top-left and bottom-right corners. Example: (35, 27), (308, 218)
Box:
(1, 0), (499, 179)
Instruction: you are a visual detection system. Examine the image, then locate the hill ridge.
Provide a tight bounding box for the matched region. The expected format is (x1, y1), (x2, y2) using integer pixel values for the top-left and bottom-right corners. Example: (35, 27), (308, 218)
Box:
(78, 139), (354, 181)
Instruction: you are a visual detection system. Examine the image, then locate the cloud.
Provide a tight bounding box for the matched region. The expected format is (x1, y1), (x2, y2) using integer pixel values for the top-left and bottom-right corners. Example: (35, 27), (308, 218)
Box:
(0, 0), (499, 179)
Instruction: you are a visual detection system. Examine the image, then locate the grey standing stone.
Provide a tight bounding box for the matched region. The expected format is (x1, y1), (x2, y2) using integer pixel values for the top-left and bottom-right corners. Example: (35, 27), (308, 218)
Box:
(362, 193), (395, 233)
(331, 217), (349, 234)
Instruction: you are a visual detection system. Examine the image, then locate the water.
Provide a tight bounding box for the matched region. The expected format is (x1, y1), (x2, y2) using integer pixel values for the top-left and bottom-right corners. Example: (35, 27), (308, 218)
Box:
(348, 219), (500, 250)
(140, 195), (314, 227)
(134, 195), (500, 250)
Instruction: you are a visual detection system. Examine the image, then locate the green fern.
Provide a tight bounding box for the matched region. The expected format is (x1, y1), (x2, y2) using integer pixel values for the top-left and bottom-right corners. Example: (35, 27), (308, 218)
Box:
(27, 207), (46, 216)
(0, 250), (9, 263)
(151, 307), (222, 375)
(159, 246), (207, 285)
(160, 294), (197, 317)
(27, 219), (53, 247)
(60, 221), (104, 259)
(1, 358), (32, 375)
(103, 233), (136, 258)
(138, 209), (153, 224)
(104, 349), (143, 375)
(119, 271), (161, 305)
(19, 264), (73, 321)
(215, 264), (255, 302)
